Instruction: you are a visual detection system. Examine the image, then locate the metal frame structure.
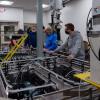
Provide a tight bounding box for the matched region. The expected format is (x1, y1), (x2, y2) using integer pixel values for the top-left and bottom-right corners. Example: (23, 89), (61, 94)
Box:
(0, 50), (99, 100)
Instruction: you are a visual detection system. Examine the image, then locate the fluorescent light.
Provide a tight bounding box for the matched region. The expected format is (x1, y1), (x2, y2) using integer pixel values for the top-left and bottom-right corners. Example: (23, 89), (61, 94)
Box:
(42, 4), (49, 8)
(0, 1), (14, 5)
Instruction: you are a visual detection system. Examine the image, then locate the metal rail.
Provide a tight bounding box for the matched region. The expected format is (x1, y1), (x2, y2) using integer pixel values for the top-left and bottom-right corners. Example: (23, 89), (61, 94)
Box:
(33, 62), (87, 86)
(9, 83), (55, 93)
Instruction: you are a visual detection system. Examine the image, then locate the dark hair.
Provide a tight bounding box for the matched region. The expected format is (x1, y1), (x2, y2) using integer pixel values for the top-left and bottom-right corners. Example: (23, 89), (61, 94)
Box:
(27, 27), (31, 33)
(65, 23), (74, 31)
(43, 26), (45, 29)
(18, 29), (24, 34)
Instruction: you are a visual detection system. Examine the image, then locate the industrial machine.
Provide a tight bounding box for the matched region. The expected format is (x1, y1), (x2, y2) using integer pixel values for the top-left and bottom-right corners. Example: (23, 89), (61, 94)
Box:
(49, 0), (63, 40)
(87, 0), (100, 83)
(0, 51), (91, 100)
(1, 0), (100, 99)
(49, 0), (72, 40)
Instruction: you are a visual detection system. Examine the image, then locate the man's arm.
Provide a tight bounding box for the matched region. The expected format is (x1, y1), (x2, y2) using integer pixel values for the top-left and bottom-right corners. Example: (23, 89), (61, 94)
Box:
(54, 39), (68, 52)
(69, 36), (82, 57)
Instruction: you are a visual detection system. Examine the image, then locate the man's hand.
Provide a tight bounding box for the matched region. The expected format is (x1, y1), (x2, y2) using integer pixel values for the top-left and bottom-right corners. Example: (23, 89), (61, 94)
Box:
(43, 48), (49, 52)
(43, 48), (54, 54)
(67, 54), (74, 61)
(48, 50), (54, 54)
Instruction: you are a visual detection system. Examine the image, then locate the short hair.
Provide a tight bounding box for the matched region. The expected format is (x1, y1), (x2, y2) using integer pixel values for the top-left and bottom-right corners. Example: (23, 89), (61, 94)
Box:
(65, 23), (75, 31)
(45, 27), (53, 32)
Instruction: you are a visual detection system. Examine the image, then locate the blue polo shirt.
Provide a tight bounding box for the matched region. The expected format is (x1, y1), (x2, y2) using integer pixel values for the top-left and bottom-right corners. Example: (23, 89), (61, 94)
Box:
(25, 32), (37, 48)
(44, 32), (57, 50)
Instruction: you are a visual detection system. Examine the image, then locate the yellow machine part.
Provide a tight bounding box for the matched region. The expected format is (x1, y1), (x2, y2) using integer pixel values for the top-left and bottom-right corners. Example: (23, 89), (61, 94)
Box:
(74, 72), (100, 88)
(2, 33), (28, 62)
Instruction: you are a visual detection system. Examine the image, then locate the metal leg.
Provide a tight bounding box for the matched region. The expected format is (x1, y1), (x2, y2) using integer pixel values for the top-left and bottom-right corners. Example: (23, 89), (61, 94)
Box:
(78, 80), (81, 100)
(48, 73), (51, 83)
(89, 88), (93, 100)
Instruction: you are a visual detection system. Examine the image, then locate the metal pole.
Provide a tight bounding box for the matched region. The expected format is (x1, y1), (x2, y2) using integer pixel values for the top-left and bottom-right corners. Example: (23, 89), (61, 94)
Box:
(9, 83), (54, 93)
(36, 0), (44, 57)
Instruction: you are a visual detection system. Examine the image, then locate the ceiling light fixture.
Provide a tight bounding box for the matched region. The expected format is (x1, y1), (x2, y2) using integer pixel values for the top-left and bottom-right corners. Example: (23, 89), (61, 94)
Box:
(42, 4), (49, 8)
(0, 0), (14, 5)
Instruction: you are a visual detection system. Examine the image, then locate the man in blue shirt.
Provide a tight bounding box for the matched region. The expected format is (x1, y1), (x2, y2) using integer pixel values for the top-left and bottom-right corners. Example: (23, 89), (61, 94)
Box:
(44, 27), (58, 51)
(25, 26), (37, 48)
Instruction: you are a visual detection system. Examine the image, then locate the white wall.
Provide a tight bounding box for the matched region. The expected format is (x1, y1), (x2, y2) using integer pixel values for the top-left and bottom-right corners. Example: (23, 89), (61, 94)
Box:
(61, 0), (92, 42)
(23, 10), (36, 23)
(45, 0), (92, 42)
(0, 7), (23, 29)
(43, 12), (49, 26)
(0, 7), (48, 29)
(23, 10), (49, 26)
